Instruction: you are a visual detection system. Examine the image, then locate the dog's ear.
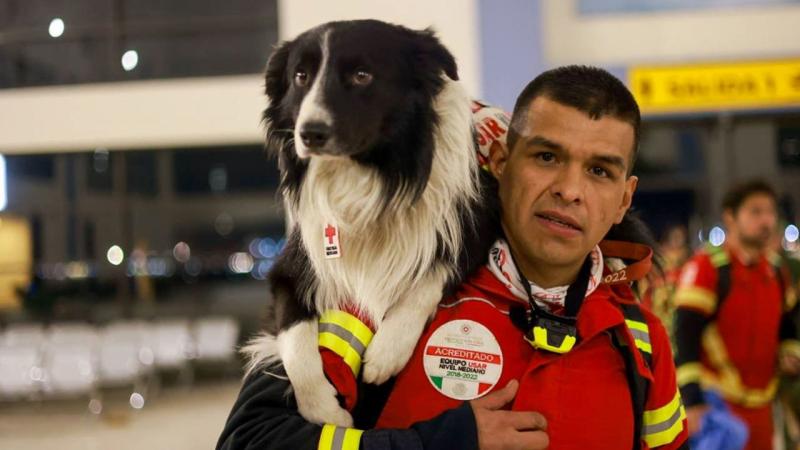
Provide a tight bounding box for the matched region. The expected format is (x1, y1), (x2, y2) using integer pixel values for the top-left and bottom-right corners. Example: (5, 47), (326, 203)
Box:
(415, 28), (459, 81)
(263, 40), (294, 160)
(264, 40), (293, 103)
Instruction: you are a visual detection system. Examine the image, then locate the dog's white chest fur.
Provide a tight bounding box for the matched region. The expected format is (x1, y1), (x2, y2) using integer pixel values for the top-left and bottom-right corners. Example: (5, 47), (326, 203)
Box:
(291, 79), (478, 325)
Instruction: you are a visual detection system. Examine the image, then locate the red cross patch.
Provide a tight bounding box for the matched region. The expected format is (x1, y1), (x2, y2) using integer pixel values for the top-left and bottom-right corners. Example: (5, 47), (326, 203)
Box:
(323, 223), (342, 259)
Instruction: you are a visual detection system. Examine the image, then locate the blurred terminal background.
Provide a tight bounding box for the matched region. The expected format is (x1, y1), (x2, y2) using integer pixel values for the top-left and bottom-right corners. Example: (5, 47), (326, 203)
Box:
(0, 0), (799, 449)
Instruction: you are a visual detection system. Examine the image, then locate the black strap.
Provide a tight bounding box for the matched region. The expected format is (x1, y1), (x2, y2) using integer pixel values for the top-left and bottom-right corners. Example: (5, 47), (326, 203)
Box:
(564, 257), (593, 317)
(712, 263), (731, 322)
(614, 303), (652, 450)
(773, 261), (788, 308)
(512, 252), (592, 320)
(504, 246), (592, 342)
(611, 329), (647, 450)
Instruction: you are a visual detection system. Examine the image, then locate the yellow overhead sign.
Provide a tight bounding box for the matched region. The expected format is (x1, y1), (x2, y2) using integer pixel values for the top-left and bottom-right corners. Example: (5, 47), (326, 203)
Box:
(629, 59), (800, 114)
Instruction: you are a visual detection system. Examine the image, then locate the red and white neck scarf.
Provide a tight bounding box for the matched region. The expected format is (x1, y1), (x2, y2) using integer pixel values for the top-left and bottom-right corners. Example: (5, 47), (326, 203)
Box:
(487, 239), (604, 314)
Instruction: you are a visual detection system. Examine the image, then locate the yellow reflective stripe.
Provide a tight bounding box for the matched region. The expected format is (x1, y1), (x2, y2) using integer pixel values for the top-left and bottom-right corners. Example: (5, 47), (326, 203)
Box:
(625, 319), (652, 354)
(700, 324), (778, 407)
(740, 379), (778, 407)
(319, 424), (336, 450)
(625, 319), (648, 333)
(702, 324), (734, 372)
(676, 362), (702, 387)
(318, 424), (363, 450)
(643, 403), (686, 448)
(320, 310), (374, 349)
(674, 286), (717, 314)
(342, 428), (364, 450)
(706, 246), (730, 267)
(710, 252), (729, 268)
(634, 340), (652, 354)
(701, 373), (778, 408)
(786, 285), (798, 311)
(644, 390), (682, 426)
(319, 331), (363, 376)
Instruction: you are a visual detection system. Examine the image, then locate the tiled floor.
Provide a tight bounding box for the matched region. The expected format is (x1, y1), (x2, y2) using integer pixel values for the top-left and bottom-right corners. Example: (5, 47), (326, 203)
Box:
(0, 380), (242, 450)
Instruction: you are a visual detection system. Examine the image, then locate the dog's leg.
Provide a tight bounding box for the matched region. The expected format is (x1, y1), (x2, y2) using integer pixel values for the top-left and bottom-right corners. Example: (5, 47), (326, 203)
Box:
(279, 320), (353, 427)
(362, 267), (448, 385)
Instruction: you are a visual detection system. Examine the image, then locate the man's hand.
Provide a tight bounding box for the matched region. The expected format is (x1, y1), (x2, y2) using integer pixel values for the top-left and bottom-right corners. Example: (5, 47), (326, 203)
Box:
(685, 405), (709, 436)
(470, 380), (549, 450)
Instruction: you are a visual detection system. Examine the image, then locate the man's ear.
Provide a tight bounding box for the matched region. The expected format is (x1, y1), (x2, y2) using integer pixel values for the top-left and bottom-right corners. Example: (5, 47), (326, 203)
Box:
(614, 175), (638, 224)
(488, 141), (508, 180)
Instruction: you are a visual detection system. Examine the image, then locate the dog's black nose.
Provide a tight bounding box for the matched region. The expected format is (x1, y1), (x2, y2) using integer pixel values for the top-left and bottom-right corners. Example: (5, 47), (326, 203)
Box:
(299, 122), (331, 148)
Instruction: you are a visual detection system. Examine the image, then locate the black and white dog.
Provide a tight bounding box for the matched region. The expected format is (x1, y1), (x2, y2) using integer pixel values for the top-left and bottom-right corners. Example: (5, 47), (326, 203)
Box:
(245, 20), (499, 426)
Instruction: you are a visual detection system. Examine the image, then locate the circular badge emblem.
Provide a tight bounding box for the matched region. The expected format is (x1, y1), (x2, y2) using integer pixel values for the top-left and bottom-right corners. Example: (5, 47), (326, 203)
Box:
(422, 319), (503, 400)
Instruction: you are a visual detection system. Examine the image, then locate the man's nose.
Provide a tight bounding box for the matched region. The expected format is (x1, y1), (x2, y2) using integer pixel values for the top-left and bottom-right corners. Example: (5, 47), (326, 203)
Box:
(550, 166), (583, 204)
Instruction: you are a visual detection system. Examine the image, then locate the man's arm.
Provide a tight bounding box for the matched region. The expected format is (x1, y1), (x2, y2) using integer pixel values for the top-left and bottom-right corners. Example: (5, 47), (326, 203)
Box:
(670, 254), (720, 438)
(216, 367), (323, 450)
(216, 364), (480, 450)
(672, 256), (717, 410)
(217, 365), (549, 450)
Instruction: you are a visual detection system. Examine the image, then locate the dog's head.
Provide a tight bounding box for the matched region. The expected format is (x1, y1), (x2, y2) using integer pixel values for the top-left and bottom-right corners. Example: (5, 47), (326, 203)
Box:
(263, 20), (458, 165)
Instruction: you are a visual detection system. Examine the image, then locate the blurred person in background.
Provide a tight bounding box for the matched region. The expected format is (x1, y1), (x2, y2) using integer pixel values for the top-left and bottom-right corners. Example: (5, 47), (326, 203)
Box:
(661, 224), (691, 273)
(645, 223), (691, 338)
(770, 221), (800, 448)
(673, 179), (800, 450)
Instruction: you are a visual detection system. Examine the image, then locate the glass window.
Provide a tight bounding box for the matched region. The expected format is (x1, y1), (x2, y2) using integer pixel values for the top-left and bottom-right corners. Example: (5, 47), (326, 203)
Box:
(0, 0), (278, 88)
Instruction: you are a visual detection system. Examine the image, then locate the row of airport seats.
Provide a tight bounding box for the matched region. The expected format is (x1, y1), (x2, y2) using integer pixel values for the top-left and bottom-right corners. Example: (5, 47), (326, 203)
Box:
(0, 317), (241, 411)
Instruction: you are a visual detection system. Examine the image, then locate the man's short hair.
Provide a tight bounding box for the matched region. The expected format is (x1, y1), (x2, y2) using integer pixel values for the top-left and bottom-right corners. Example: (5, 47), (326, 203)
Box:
(722, 179), (778, 214)
(507, 65), (641, 173)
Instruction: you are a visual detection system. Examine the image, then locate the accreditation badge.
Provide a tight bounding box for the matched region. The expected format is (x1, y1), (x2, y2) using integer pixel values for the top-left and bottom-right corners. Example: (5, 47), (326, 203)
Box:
(422, 320), (503, 400)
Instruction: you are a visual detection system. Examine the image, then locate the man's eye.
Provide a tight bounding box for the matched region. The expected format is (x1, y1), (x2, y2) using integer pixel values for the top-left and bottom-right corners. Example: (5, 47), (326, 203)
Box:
(590, 166), (610, 178)
(294, 70), (309, 87)
(535, 152), (556, 163)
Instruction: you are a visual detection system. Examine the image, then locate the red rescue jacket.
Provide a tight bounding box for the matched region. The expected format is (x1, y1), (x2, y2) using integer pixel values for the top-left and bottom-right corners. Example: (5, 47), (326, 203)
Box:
(375, 264), (688, 449)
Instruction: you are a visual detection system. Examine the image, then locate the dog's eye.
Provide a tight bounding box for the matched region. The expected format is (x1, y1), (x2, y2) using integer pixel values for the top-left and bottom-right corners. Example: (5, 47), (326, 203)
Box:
(294, 70), (309, 87)
(352, 70), (373, 86)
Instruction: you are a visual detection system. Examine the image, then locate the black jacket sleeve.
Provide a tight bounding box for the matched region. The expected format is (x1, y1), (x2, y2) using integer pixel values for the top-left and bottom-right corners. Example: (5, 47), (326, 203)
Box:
(216, 367), (322, 450)
(216, 364), (478, 450)
(673, 308), (710, 407)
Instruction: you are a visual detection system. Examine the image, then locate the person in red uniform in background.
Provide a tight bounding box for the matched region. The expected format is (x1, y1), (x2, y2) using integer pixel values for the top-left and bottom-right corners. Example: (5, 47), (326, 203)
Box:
(374, 65), (688, 449)
(674, 180), (800, 450)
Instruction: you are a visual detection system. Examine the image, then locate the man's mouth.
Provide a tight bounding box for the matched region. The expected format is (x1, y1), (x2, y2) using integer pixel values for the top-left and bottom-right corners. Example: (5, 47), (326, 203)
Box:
(535, 212), (583, 232)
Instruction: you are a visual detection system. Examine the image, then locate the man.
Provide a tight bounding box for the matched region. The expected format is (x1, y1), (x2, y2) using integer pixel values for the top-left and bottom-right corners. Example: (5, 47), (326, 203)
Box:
(217, 66), (687, 450)
(674, 180), (800, 450)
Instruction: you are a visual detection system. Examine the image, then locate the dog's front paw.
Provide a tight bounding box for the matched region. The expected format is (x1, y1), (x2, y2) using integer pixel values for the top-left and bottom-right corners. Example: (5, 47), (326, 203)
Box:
(362, 328), (417, 385)
(295, 380), (353, 427)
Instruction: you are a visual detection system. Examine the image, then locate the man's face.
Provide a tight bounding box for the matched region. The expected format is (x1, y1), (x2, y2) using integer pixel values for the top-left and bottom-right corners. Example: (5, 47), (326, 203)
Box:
(489, 96), (638, 272)
(726, 193), (777, 250)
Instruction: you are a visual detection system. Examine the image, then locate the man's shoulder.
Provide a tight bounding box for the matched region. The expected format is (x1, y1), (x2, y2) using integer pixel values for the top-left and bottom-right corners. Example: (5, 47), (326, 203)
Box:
(686, 247), (720, 270)
(599, 289), (671, 347)
(675, 249), (720, 292)
(638, 303), (671, 341)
